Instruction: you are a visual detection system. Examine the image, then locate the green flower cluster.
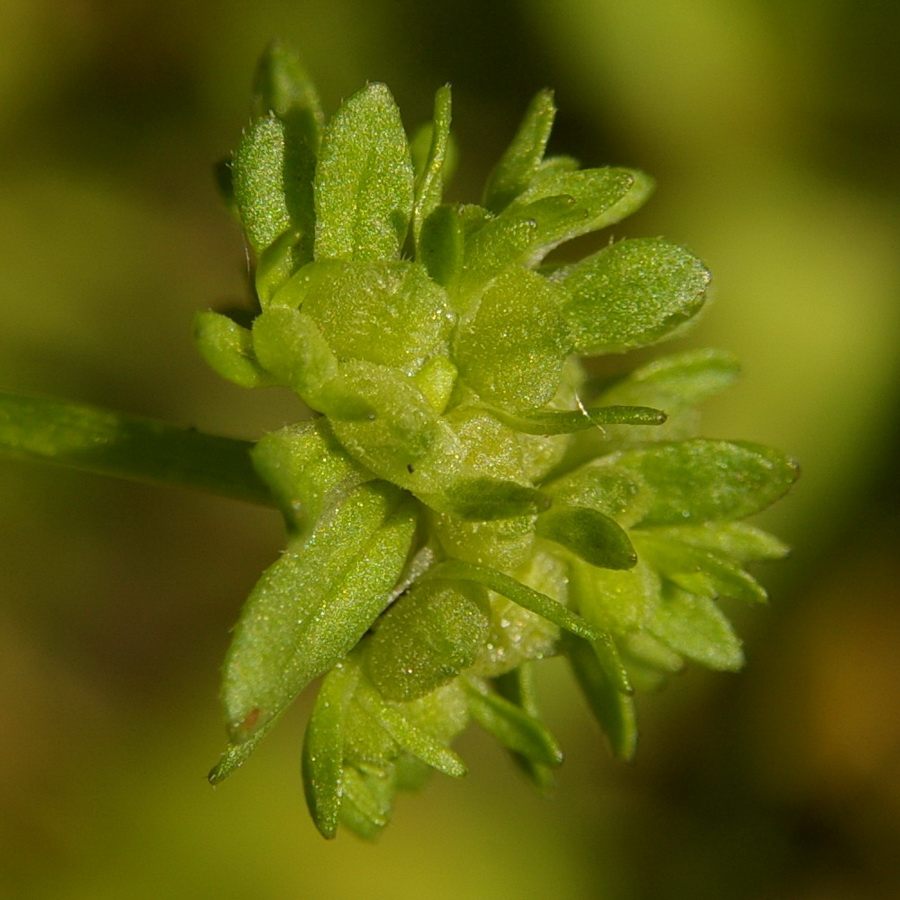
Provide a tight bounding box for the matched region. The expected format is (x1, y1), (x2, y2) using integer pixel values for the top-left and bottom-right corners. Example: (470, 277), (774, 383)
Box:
(197, 43), (797, 838)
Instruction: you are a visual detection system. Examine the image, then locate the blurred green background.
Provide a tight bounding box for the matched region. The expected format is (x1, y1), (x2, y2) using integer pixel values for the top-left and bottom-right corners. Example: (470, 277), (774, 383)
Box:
(2, 1), (899, 897)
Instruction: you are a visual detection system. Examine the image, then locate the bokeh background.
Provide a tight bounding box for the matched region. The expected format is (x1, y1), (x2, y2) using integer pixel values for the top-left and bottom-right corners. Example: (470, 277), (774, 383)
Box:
(2, 1), (899, 897)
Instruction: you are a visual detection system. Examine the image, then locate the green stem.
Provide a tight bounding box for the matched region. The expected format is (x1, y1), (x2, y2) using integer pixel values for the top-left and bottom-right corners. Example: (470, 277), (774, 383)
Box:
(0, 391), (273, 506)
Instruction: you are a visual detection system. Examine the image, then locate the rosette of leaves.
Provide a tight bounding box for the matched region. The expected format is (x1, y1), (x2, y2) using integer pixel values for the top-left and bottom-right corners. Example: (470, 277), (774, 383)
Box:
(196, 43), (798, 839)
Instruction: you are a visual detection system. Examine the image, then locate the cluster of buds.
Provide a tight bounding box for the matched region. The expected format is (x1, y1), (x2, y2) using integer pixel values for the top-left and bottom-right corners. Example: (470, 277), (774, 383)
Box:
(196, 43), (797, 838)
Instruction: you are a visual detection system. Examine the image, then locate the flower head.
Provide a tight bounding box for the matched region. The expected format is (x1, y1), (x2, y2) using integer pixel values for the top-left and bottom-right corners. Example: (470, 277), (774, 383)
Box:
(197, 42), (797, 839)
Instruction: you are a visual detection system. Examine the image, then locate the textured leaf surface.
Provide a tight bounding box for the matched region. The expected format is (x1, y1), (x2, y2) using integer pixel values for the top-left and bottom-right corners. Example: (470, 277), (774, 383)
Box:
(561, 238), (710, 353)
(646, 587), (744, 671)
(612, 439), (800, 526)
(233, 115), (316, 265)
(301, 662), (359, 838)
(455, 267), (571, 411)
(314, 83), (414, 261)
(193, 311), (274, 389)
(219, 483), (415, 748)
(365, 579), (489, 701)
(536, 504), (637, 570)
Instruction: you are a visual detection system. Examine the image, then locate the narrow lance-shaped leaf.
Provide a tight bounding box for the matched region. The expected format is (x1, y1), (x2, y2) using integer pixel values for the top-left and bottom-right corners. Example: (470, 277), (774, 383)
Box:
(412, 85), (453, 246)
(635, 532), (769, 605)
(354, 682), (467, 778)
(464, 679), (563, 768)
(423, 559), (607, 648)
(301, 661), (360, 839)
(644, 521), (790, 563)
(339, 768), (392, 839)
(563, 634), (637, 760)
(232, 115), (316, 267)
(482, 88), (556, 213)
(494, 664), (556, 790)
(490, 404), (666, 435)
(314, 83), (414, 261)
(214, 484), (415, 769)
(251, 40), (324, 153)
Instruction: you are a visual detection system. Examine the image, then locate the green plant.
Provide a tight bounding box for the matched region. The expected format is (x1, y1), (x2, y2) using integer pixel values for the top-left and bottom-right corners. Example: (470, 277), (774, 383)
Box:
(0, 42), (797, 839)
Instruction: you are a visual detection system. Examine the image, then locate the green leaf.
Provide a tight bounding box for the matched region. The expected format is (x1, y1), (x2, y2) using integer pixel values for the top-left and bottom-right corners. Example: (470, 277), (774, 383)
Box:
(355, 682), (468, 778)
(301, 661), (360, 839)
(456, 212), (541, 300)
(232, 115), (316, 266)
(636, 533), (769, 605)
(250, 306), (338, 399)
(254, 228), (304, 305)
(591, 632), (634, 695)
(365, 579), (489, 702)
(327, 359), (463, 493)
(617, 631), (684, 692)
(418, 204), (465, 286)
(314, 83), (414, 261)
(296, 260), (454, 374)
(424, 559), (605, 647)
(559, 238), (711, 354)
(412, 86), (452, 246)
(455, 267), (572, 411)
(193, 311), (275, 389)
(482, 89), (556, 213)
(644, 521), (790, 563)
(412, 355), (458, 414)
(536, 504), (637, 569)
(441, 476), (550, 521)
(599, 347), (741, 412)
(250, 420), (364, 537)
(570, 557), (660, 637)
(251, 307), (369, 416)
(217, 482), (415, 755)
(490, 404), (665, 436)
(504, 167), (655, 259)
(564, 634), (637, 760)
(611, 439), (800, 526)
(339, 767), (392, 838)
(645, 586), (745, 671)
(208, 716), (281, 786)
(544, 460), (650, 528)
(251, 41), (324, 153)
(494, 664), (556, 789)
(464, 680), (563, 768)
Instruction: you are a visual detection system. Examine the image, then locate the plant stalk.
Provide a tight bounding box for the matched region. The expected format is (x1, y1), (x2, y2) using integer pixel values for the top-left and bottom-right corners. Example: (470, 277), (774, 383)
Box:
(0, 391), (273, 506)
